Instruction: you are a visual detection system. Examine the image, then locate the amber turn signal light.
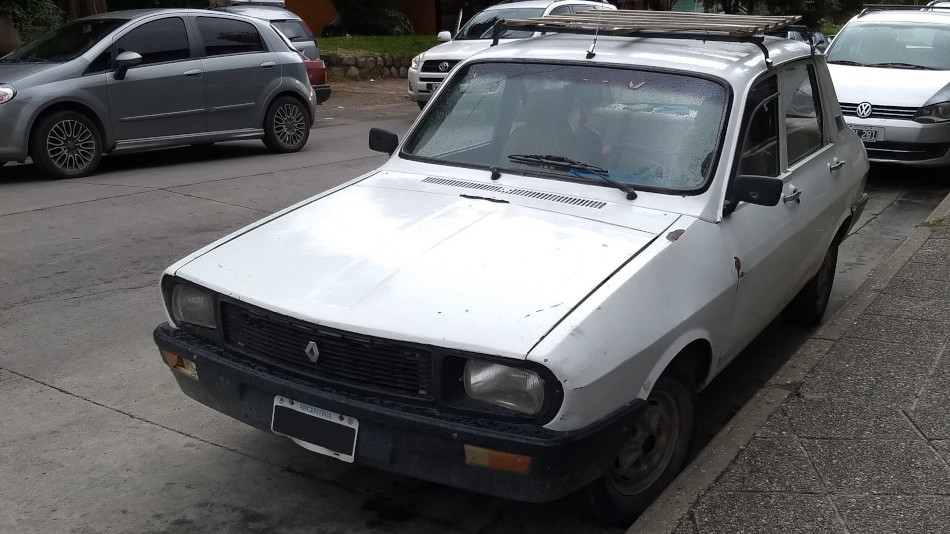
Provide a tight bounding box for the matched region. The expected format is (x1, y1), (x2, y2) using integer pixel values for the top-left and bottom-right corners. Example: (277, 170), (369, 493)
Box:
(463, 444), (531, 474)
(161, 350), (198, 379)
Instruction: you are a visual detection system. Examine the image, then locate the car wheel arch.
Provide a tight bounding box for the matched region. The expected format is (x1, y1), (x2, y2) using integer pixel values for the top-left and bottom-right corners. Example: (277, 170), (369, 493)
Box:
(263, 91), (313, 127)
(29, 101), (113, 154)
(641, 338), (712, 400)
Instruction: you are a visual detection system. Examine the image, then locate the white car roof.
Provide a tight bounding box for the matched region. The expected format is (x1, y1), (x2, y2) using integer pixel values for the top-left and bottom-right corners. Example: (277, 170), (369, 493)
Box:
(483, 0), (613, 10)
(846, 8), (950, 24)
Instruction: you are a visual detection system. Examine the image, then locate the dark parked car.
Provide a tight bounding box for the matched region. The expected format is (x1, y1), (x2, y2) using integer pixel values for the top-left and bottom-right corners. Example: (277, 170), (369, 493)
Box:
(0, 9), (316, 179)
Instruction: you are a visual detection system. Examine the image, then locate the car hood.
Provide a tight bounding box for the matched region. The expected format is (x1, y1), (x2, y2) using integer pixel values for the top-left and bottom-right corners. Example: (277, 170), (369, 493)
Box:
(0, 62), (59, 83)
(173, 171), (676, 358)
(420, 39), (500, 61)
(828, 64), (950, 106)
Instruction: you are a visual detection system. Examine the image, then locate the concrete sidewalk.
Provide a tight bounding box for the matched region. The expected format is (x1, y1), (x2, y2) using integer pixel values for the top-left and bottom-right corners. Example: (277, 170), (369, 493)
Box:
(632, 192), (950, 534)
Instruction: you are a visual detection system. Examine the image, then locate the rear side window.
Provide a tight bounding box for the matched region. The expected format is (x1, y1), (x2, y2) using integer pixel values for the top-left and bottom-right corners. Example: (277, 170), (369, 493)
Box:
(116, 17), (190, 65)
(783, 63), (824, 165)
(197, 17), (265, 56)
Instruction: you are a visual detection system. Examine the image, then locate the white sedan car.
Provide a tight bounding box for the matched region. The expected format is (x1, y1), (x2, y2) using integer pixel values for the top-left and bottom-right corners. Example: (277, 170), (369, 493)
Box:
(154, 12), (869, 526)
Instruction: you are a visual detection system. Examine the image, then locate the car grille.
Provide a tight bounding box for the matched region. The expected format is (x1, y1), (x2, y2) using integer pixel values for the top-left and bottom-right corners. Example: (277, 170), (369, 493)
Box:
(840, 103), (918, 120)
(421, 59), (460, 73)
(220, 302), (434, 400)
(864, 141), (950, 162)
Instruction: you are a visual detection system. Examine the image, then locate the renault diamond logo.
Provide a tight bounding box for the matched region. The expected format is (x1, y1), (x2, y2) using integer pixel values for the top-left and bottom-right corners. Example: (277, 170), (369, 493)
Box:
(856, 102), (873, 119)
(304, 341), (320, 363)
(438, 61), (451, 72)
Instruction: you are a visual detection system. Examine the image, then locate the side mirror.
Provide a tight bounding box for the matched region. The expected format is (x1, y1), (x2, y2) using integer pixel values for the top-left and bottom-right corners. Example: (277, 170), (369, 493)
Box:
(733, 175), (783, 207)
(369, 128), (398, 156)
(437, 31), (452, 42)
(114, 51), (142, 80)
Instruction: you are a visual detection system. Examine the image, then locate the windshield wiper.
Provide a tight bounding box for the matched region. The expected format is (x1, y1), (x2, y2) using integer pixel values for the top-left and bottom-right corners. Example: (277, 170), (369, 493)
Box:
(868, 62), (935, 70)
(507, 154), (637, 200)
(827, 59), (866, 66)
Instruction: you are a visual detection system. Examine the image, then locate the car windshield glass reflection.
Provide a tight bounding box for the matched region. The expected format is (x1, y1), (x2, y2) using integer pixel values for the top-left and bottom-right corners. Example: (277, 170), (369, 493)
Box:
(455, 8), (545, 39)
(2, 19), (127, 63)
(827, 23), (950, 70)
(402, 62), (728, 194)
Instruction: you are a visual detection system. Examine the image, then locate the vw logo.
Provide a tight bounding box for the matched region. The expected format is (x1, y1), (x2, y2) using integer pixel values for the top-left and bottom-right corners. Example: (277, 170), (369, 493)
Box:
(304, 341), (320, 363)
(856, 102), (873, 119)
(438, 61), (451, 72)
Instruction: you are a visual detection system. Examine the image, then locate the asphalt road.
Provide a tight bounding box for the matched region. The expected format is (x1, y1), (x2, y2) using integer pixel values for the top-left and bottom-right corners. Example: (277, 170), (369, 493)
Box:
(1, 99), (947, 534)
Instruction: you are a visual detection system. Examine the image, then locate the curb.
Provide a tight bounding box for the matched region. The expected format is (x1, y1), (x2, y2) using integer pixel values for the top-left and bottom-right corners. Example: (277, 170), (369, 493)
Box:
(628, 190), (950, 534)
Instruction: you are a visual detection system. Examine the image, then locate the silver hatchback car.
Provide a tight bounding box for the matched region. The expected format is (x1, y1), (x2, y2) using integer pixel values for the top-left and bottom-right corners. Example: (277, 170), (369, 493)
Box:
(0, 8), (316, 179)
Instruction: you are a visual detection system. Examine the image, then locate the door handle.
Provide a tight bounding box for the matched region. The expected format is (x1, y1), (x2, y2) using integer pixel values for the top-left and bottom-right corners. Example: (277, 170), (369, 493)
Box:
(260, 61), (277, 68)
(183, 69), (202, 76)
(829, 157), (846, 172)
(784, 185), (802, 204)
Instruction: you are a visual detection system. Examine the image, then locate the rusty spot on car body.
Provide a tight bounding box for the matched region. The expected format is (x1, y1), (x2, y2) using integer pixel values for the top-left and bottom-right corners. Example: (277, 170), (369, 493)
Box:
(734, 256), (745, 279)
(666, 229), (685, 241)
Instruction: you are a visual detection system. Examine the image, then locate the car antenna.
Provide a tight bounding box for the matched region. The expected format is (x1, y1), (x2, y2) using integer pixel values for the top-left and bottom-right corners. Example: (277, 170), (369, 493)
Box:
(586, 10), (604, 59)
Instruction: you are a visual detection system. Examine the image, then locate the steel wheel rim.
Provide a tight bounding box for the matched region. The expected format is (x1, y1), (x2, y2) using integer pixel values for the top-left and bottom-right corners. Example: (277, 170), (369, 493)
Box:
(608, 389), (680, 495)
(47, 119), (96, 172)
(273, 103), (305, 147)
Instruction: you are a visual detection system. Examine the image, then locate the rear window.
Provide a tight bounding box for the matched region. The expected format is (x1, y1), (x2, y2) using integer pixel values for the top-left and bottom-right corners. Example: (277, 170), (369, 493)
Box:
(272, 20), (313, 42)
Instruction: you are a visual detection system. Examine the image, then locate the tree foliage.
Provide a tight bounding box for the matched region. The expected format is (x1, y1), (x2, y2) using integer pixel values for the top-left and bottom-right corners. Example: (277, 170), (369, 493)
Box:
(0, 0), (64, 36)
(326, 0), (414, 35)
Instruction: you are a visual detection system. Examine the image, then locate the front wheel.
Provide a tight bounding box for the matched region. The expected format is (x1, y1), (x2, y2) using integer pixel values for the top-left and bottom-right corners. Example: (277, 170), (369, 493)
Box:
(783, 242), (838, 326)
(262, 96), (310, 153)
(579, 372), (695, 526)
(30, 110), (103, 179)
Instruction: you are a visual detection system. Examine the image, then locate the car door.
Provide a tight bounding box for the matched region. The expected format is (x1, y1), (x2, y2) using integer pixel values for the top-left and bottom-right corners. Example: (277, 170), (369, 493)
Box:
(106, 16), (206, 141)
(195, 15), (278, 133)
(718, 60), (846, 360)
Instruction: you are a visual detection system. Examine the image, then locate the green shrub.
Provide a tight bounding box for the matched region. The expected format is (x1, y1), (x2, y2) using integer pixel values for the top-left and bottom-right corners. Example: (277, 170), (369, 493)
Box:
(0, 0), (63, 38)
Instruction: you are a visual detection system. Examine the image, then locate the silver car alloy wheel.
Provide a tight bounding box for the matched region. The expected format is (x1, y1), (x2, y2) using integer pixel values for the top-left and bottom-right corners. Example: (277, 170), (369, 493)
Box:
(608, 388), (680, 495)
(273, 102), (306, 147)
(46, 119), (97, 173)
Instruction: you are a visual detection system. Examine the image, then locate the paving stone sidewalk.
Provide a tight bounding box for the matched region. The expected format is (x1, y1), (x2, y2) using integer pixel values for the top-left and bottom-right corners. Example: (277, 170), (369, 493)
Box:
(632, 193), (950, 534)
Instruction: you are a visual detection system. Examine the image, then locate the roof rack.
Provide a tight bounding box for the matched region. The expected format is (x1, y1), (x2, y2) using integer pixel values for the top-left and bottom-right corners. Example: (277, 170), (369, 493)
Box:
(858, 3), (950, 15)
(491, 11), (802, 65)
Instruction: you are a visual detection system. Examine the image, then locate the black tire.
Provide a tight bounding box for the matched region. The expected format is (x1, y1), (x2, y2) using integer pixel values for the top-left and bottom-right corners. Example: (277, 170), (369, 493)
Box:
(30, 110), (103, 179)
(579, 371), (696, 526)
(783, 242), (838, 327)
(416, 100), (426, 111)
(262, 96), (310, 153)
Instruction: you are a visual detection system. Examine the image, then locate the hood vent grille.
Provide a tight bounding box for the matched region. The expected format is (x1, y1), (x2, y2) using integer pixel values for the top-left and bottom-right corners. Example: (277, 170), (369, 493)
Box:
(423, 177), (607, 209)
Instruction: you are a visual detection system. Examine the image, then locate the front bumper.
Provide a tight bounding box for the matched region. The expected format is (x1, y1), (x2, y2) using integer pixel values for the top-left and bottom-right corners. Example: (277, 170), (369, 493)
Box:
(843, 115), (950, 167)
(407, 67), (446, 104)
(153, 323), (645, 502)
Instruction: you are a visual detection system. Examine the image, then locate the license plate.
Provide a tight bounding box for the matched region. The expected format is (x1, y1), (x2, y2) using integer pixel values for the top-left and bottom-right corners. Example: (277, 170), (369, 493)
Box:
(851, 126), (883, 143)
(427, 82), (441, 92)
(271, 396), (358, 463)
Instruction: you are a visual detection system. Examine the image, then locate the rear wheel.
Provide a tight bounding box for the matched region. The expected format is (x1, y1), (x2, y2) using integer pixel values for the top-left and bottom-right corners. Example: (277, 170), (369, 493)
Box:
(579, 371), (695, 526)
(262, 96), (310, 153)
(30, 110), (102, 179)
(783, 241), (838, 326)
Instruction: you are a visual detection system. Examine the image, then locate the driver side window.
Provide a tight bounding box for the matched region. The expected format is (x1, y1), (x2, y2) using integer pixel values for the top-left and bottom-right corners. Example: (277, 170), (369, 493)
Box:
(737, 76), (779, 177)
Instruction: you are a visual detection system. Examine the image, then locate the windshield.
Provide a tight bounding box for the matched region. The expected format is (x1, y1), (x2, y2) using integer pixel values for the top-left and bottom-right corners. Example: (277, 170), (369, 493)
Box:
(826, 22), (950, 70)
(403, 62), (727, 194)
(456, 8), (545, 40)
(2, 18), (127, 63)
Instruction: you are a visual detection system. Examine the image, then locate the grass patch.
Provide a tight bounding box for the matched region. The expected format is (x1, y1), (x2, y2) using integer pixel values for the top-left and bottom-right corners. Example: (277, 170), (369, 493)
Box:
(919, 218), (945, 228)
(320, 35), (439, 57)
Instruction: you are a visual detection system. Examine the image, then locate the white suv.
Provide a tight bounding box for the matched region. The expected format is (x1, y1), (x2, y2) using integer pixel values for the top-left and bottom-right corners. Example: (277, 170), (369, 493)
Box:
(407, 0), (615, 109)
(154, 11), (869, 526)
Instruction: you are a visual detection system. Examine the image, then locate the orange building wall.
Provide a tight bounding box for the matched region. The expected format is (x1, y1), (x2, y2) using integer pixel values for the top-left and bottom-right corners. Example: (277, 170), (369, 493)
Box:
(286, 0), (338, 35)
(286, 0), (439, 36)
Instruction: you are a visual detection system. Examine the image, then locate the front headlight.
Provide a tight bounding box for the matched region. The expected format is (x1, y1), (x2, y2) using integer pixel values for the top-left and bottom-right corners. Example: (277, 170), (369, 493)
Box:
(463, 360), (544, 415)
(410, 55), (420, 70)
(0, 84), (15, 104)
(914, 101), (950, 123)
(170, 284), (216, 329)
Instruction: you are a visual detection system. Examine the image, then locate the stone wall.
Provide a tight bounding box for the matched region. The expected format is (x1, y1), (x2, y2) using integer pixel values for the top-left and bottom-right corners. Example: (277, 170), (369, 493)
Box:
(323, 53), (414, 81)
